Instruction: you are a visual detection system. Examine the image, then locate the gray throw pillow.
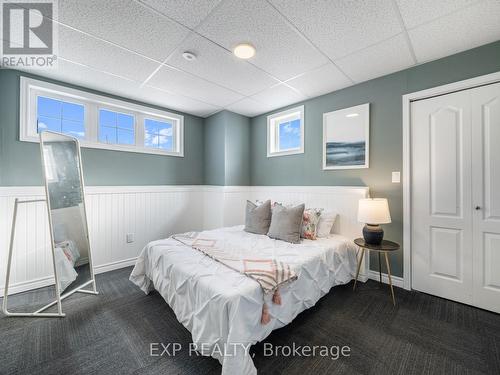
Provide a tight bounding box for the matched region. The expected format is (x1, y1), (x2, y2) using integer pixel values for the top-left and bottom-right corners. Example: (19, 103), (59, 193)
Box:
(267, 203), (305, 244)
(244, 200), (272, 235)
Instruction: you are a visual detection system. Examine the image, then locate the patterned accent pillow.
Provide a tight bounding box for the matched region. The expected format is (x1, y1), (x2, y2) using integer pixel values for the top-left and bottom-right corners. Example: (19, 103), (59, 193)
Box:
(301, 208), (323, 240)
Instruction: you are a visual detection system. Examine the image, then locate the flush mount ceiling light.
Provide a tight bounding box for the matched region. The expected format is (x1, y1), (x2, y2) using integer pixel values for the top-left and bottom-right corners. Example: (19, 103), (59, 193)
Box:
(182, 51), (197, 61)
(233, 43), (255, 59)
(346, 113), (359, 118)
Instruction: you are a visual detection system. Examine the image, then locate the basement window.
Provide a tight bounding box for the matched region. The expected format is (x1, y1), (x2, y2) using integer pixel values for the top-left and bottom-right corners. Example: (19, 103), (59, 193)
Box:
(267, 105), (304, 157)
(144, 118), (175, 151)
(37, 96), (85, 139)
(99, 109), (135, 145)
(20, 77), (184, 157)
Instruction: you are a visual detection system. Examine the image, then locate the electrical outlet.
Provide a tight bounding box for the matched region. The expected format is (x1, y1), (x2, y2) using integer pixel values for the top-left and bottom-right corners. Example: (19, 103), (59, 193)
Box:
(392, 171), (401, 183)
(126, 233), (135, 243)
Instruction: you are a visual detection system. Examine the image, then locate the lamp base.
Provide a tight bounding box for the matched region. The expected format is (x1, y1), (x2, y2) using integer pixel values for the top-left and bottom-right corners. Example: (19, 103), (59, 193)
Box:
(363, 224), (384, 245)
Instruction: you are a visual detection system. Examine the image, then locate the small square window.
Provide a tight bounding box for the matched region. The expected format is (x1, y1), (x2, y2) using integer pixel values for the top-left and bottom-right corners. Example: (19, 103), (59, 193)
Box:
(144, 118), (174, 152)
(98, 109), (135, 145)
(267, 105), (304, 157)
(37, 96), (85, 139)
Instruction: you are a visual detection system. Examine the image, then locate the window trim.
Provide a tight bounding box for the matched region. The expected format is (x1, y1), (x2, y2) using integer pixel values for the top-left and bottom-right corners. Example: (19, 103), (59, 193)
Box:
(20, 77), (184, 157)
(267, 105), (304, 157)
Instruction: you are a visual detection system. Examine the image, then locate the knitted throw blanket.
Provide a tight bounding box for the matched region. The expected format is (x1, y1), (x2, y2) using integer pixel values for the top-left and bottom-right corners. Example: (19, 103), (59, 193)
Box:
(172, 231), (297, 324)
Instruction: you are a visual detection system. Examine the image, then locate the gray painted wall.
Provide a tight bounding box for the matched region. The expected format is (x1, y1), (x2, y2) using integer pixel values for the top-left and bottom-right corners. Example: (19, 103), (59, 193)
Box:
(204, 110), (250, 186)
(2, 41), (500, 277)
(224, 111), (250, 186)
(0, 69), (205, 186)
(203, 111), (226, 185)
(250, 41), (500, 277)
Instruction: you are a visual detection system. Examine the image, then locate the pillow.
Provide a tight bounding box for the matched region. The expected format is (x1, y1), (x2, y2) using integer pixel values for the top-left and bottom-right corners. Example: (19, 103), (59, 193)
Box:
(316, 212), (338, 238)
(301, 208), (323, 240)
(267, 203), (305, 244)
(244, 200), (272, 235)
(256, 199), (285, 210)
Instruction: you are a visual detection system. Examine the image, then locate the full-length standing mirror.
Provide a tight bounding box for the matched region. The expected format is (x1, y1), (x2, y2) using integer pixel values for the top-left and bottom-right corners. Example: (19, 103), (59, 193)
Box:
(41, 131), (98, 296)
(2, 131), (98, 317)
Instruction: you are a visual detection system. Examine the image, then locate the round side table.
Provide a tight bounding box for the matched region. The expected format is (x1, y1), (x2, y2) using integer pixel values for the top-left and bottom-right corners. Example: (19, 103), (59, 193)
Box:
(353, 238), (400, 305)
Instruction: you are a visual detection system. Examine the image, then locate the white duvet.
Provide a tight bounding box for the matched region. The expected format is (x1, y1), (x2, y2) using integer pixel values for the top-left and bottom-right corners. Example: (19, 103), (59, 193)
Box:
(130, 226), (358, 375)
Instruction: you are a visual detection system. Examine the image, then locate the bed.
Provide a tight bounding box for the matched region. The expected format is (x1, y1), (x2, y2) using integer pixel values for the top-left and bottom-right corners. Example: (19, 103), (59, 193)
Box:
(130, 225), (360, 375)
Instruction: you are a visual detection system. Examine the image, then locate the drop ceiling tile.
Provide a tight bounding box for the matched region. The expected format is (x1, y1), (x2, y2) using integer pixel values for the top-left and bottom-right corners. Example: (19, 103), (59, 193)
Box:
(396, 0), (480, 29)
(225, 97), (275, 117)
(409, 0), (500, 63)
(166, 34), (279, 96)
(140, 86), (221, 117)
(197, 0), (328, 81)
(138, 0), (223, 29)
(335, 34), (414, 83)
(148, 65), (243, 107)
(23, 59), (219, 117)
(269, 0), (402, 60)
(286, 63), (352, 98)
(59, 0), (189, 62)
(250, 84), (307, 112)
(58, 25), (159, 82)
(23, 58), (142, 94)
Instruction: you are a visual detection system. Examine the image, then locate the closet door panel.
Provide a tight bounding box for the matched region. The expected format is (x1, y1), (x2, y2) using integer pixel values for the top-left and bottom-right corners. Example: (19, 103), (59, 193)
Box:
(471, 82), (500, 313)
(411, 90), (473, 304)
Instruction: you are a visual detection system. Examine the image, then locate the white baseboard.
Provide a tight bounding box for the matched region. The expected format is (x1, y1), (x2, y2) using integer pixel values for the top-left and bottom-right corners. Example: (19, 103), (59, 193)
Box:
(367, 270), (404, 288)
(0, 275), (55, 296)
(1, 257), (137, 296)
(94, 257), (137, 275)
(2, 257), (374, 296)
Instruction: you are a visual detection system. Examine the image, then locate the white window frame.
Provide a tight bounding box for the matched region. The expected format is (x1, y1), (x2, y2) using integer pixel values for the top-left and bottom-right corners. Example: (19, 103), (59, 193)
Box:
(267, 105), (304, 157)
(20, 77), (184, 157)
(143, 116), (179, 153)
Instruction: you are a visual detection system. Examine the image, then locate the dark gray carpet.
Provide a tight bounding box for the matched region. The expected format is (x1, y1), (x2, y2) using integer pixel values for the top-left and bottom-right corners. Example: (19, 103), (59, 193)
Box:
(64, 264), (91, 294)
(1, 267), (499, 375)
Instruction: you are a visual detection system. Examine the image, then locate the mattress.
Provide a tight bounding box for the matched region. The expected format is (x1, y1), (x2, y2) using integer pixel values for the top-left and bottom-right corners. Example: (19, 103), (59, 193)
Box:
(130, 225), (358, 375)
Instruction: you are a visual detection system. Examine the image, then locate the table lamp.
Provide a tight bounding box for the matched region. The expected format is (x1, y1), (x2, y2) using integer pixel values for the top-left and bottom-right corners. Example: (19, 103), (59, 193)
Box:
(358, 198), (391, 245)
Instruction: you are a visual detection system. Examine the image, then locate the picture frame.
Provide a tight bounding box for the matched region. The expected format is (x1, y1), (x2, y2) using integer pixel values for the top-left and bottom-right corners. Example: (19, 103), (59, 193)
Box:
(322, 103), (370, 170)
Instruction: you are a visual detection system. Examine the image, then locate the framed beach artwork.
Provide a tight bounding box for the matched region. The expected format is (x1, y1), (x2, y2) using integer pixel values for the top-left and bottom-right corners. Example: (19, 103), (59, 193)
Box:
(323, 103), (370, 170)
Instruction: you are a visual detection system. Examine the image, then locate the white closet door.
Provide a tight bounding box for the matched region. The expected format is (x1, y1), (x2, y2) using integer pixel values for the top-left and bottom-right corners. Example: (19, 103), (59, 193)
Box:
(471, 82), (500, 313)
(411, 90), (474, 304)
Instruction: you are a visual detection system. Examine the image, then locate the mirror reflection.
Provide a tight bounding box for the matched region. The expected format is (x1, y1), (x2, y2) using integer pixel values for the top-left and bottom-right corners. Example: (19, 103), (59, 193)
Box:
(41, 131), (92, 295)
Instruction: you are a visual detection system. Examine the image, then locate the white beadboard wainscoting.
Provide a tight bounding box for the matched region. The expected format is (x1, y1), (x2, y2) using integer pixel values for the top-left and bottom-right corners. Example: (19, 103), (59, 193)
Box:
(0, 185), (370, 295)
(0, 186), (205, 295)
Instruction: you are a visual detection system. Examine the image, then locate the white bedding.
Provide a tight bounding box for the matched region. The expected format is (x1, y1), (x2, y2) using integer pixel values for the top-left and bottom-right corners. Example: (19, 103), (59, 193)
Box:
(130, 225), (358, 375)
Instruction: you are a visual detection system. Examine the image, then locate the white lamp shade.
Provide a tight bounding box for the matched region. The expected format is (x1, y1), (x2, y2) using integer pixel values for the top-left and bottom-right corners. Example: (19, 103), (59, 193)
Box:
(358, 198), (391, 224)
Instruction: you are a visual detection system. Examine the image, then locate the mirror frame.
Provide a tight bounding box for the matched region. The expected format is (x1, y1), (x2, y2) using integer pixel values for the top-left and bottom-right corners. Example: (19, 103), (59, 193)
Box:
(2, 131), (98, 318)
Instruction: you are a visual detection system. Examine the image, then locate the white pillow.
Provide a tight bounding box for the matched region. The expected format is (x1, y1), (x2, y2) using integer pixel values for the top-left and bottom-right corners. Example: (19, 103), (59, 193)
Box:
(316, 212), (338, 238)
